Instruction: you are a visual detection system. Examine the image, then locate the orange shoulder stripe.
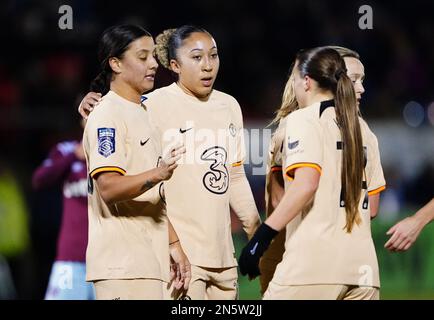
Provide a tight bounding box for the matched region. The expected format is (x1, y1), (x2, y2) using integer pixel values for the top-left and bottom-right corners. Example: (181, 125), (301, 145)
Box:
(285, 163), (322, 180)
(368, 185), (386, 196)
(90, 166), (126, 178)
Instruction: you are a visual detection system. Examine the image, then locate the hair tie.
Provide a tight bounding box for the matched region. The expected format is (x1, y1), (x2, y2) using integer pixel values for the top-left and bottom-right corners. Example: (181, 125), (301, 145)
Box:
(335, 69), (346, 80)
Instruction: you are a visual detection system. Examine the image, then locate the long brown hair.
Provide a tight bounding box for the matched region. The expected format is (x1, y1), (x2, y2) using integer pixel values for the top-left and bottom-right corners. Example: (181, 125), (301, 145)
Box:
(296, 47), (364, 233)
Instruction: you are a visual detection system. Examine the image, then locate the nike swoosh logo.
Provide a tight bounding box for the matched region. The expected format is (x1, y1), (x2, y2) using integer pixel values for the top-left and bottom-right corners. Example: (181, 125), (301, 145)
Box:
(250, 242), (259, 255)
(140, 138), (150, 146)
(288, 139), (299, 150)
(180, 127), (193, 134)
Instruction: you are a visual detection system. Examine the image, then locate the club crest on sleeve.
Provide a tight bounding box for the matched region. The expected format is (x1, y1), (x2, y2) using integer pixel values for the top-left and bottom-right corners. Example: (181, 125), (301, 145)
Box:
(229, 123), (237, 137)
(98, 128), (116, 158)
(288, 137), (299, 150)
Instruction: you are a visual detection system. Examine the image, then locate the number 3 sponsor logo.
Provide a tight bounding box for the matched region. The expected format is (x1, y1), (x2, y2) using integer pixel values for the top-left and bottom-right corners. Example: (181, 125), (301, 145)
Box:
(201, 146), (229, 194)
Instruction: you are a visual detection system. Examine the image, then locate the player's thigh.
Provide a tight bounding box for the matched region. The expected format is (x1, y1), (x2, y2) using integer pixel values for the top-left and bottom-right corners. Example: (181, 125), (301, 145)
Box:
(206, 267), (238, 300)
(343, 286), (379, 300)
(263, 282), (346, 300)
(94, 278), (164, 300)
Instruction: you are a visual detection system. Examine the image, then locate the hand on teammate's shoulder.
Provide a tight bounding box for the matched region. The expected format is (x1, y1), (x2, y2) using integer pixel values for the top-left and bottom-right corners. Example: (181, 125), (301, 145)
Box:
(78, 92), (102, 119)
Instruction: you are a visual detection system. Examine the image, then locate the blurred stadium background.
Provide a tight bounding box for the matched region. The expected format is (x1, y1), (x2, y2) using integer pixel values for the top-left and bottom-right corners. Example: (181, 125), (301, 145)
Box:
(1, 0), (434, 299)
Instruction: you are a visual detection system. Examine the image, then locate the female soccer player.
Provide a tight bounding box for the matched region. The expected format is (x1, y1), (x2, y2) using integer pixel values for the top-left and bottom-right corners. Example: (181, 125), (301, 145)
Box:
(258, 70), (295, 295)
(32, 121), (95, 300)
(80, 25), (261, 300)
(83, 24), (189, 300)
(259, 46), (385, 295)
(240, 46), (386, 300)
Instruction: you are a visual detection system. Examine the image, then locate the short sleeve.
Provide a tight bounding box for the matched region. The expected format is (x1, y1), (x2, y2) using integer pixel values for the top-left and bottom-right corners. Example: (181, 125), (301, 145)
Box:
(84, 109), (127, 178)
(366, 135), (386, 195)
(283, 114), (323, 180)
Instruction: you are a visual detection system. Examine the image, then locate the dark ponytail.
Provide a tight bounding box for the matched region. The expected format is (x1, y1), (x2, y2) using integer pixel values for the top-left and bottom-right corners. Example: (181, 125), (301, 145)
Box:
(90, 71), (111, 95)
(90, 24), (151, 95)
(296, 47), (364, 233)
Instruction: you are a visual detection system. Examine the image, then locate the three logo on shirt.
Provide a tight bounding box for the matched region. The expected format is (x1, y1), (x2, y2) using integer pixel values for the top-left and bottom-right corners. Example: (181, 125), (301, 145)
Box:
(201, 146), (229, 195)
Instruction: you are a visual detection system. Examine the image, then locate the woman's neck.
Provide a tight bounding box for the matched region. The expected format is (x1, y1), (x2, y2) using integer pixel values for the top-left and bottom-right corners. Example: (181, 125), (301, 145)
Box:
(110, 81), (141, 104)
(304, 91), (334, 107)
(176, 81), (210, 102)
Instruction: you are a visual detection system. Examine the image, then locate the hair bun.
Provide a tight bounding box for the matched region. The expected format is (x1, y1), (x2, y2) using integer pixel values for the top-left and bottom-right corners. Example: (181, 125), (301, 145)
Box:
(155, 28), (176, 69)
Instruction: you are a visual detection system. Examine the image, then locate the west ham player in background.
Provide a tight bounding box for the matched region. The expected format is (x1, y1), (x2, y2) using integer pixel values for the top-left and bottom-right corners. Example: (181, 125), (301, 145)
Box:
(32, 119), (95, 300)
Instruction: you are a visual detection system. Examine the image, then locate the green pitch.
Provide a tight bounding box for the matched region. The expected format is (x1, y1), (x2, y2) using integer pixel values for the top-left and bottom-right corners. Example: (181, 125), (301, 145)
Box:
(233, 214), (434, 300)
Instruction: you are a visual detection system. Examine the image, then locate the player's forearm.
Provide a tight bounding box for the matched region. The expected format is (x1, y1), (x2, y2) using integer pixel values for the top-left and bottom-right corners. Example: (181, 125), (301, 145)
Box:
(96, 168), (164, 205)
(265, 169), (319, 231)
(32, 153), (76, 190)
(414, 198), (434, 227)
(168, 218), (180, 244)
(369, 194), (380, 219)
(230, 166), (261, 238)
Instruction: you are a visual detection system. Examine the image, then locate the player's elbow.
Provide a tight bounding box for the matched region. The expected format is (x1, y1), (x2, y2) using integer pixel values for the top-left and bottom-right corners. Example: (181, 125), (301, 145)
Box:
(98, 184), (119, 206)
(95, 173), (120, 205)
(99, 189), (117, 206)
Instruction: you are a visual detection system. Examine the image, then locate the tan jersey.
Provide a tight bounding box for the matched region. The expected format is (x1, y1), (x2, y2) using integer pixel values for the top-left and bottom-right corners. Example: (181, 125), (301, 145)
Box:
(273, 100), (386, 288)
(83, 90), (169, 282)
(143, 83), (245, 268)
(264, 120), (285, 217)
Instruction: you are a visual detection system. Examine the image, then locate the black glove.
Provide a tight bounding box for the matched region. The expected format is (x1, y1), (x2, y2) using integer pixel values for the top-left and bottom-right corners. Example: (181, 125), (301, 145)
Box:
(238, 223), (279, 279)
